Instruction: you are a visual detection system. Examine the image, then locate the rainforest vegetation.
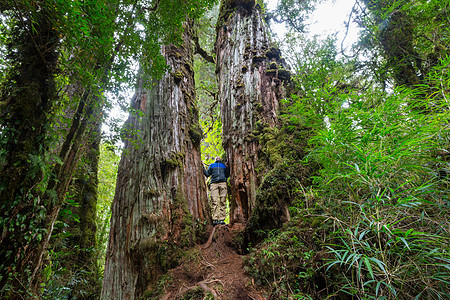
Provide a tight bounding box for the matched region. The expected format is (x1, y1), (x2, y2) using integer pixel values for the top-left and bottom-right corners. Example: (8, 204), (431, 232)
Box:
(0, 0), (448, 299)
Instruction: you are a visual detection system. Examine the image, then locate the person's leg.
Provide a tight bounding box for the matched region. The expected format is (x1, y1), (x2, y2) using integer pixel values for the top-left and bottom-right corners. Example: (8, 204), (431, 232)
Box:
(210, 183), (220, 223)
(217, 182), (228, 223)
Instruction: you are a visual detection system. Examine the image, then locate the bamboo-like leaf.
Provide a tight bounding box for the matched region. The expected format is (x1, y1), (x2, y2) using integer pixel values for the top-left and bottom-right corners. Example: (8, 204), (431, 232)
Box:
(364, 257), (374, 279)
(369, 257), (388, 276)
(398, 237), (410, 250)
(376, 281), (382, 296)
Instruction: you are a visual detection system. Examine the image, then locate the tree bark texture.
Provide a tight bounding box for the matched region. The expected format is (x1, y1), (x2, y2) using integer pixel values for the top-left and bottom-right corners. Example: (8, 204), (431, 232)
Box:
(215, 0), (290, 226)
(101, 23), (208, 300)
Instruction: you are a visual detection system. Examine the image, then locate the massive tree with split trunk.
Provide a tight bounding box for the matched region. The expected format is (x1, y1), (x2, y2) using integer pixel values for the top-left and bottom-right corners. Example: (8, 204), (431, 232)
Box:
(101, 3), (292, 296)
(102, 0), (294, 297)
(101, 21), (209, 299)
(215, 0), (291, 228)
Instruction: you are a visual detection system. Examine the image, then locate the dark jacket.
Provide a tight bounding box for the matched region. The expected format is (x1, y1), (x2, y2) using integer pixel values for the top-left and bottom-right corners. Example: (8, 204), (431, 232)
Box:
(203, 161), (229, 183)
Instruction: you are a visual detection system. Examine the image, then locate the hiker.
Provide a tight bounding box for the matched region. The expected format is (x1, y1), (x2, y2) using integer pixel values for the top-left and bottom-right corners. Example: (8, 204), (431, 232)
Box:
(203, 156), (230, 225)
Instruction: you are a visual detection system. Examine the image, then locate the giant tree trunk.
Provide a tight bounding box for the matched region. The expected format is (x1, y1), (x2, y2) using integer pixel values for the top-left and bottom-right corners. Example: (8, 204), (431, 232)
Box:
(215, 0), (290, 227)
(101, 22), (208, 299)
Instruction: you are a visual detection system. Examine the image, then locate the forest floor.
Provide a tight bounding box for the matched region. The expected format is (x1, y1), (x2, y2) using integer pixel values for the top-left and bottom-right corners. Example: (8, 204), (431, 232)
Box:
(161, 225), (267, 299)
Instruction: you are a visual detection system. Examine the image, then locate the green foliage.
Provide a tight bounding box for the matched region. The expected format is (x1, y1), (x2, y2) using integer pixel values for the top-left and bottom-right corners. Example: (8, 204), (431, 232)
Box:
(96, 143), (120, 272)
(201, 118), (224, 164)
(271, 0), (319, 33)
(307, 78), (450, 297)
(41, 250), (99, 300)
(1, 0), (449, 298)
(192, 3), (224, 164)
(143, 274), (173, 299)
(290, 50), (448, 297)
(355, 0), (450, 88)
(324, 201), (449, 299)
(0, 0), (217, 296)
(194, 3), (224, 165)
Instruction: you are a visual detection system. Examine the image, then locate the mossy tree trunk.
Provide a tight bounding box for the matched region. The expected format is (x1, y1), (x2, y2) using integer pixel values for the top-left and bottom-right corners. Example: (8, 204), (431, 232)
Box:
(363, 0), (423, 88)
(0, 3), (61, 295)
(101, 22), (209, 299)
(0, 2), (113, 295)
(215, 0), (290, 227)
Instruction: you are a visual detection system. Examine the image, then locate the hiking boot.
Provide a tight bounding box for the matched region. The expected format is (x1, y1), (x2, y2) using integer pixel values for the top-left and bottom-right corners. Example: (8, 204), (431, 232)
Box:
(219, 220), (226, 225)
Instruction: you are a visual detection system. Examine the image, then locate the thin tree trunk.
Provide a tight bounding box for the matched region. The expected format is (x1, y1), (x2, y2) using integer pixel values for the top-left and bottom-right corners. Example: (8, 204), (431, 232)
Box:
(101, 22), (208, 299)
(215, 0), (290, 227)
(62, 120), (102, 299)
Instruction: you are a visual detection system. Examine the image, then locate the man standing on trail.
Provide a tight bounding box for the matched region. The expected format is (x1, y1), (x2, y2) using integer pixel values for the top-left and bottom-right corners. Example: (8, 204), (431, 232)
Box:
(203, 157), (230, 225)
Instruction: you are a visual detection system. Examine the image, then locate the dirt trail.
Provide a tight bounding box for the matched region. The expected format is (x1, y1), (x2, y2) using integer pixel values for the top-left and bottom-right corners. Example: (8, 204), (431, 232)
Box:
(161, 225), (266, 299)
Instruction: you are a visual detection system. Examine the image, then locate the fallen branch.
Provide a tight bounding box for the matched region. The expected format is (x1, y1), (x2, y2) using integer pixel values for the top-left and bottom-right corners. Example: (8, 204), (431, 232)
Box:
(199, 282), (218, 299)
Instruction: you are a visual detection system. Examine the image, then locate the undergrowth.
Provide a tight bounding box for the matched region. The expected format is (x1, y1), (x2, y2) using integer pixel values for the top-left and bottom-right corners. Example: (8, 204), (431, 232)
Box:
(244, 54), (449, 299)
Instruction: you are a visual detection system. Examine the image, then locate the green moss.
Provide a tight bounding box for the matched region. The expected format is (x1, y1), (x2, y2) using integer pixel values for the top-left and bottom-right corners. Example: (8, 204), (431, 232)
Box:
(139, 212), (159, 227)
(252, 120), (267, 135)
(244, 218), (328, 298)
(142, 274), (172, 299)
(277, 68), (291, 81)
(184, 61), (194, 74)
(265, 68), (291, 81)
(269, 61), (277, 69)
(164, 158), (181, 169)
(182, 88), (193, 102)
(189, 123), (202, 144)
(265, 69), (277, 76)
(173, 51), (182, 59)
(216, 0), (236, 30)
(173, 69), (184, 84)
(243, 117), (317, 247)
(180, 286), (204, 299)
(163, 152), (185, 170)
(265, 47), (281, 60)
(172, 189), (196, 247)
(252, 55), (265, 64)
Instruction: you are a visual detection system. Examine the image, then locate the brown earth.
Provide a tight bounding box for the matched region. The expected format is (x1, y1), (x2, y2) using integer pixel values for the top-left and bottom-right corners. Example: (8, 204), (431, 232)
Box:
(161, 225), (267, 300)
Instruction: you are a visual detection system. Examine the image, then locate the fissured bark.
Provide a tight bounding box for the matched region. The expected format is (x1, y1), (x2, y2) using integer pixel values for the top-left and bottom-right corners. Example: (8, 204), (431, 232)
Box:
(215, 0), (290, 226)
(101, 22), (209, 299)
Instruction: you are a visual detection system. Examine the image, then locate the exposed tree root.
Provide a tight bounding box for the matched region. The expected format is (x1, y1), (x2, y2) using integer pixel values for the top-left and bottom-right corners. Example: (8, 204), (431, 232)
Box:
(161, 225), (266, 299)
